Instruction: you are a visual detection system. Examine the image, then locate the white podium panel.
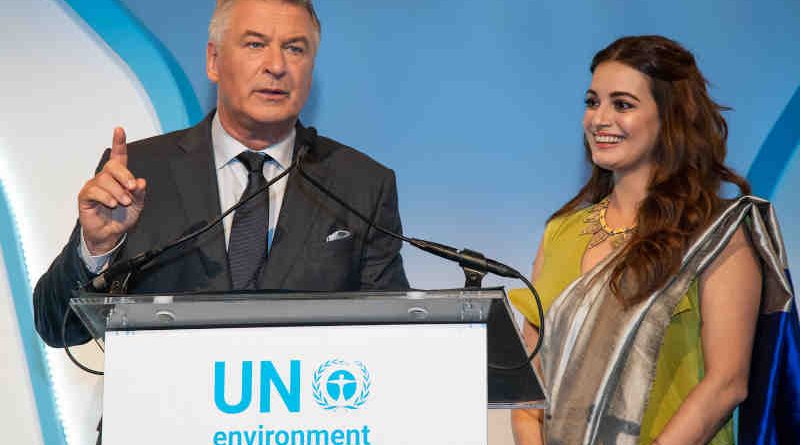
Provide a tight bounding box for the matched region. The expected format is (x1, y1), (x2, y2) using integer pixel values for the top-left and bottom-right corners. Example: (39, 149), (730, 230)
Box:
(103, 324), (487, 445)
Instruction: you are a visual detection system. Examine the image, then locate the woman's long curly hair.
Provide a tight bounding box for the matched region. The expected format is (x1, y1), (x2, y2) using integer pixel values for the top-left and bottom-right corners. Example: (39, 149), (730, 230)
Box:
(552, 35), (750, 307)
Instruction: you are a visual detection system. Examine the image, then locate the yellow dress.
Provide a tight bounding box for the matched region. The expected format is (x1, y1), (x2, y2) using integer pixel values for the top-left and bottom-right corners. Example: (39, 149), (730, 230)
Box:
(509, 206), (734, 444)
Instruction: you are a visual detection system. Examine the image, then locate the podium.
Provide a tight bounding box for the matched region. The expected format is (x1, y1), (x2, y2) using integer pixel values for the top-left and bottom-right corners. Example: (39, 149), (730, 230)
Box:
(71, 288), (544, 445)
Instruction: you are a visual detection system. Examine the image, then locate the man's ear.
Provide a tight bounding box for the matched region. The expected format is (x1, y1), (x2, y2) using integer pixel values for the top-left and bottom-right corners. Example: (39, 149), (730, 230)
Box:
(206, 41), (220, 83)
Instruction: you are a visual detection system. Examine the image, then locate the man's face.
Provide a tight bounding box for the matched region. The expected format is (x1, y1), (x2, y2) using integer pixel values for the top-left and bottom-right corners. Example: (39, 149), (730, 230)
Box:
(207, 0), (317, 136)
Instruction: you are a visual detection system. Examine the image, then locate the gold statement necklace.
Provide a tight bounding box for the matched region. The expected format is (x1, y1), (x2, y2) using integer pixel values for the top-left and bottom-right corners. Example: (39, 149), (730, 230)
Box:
(582, 197), (636, 249)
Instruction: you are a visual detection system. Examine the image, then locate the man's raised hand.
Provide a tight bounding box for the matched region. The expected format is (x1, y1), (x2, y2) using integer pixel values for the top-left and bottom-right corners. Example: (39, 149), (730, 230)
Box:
(78, 127), (147, 255)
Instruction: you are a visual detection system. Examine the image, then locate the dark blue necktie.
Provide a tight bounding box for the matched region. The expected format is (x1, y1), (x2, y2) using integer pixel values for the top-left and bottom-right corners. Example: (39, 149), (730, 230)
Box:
(228, 151), (269, 290)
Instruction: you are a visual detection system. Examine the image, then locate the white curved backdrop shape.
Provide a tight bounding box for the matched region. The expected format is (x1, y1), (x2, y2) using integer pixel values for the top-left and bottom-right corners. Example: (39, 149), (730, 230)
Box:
(0, 0), (160, 443)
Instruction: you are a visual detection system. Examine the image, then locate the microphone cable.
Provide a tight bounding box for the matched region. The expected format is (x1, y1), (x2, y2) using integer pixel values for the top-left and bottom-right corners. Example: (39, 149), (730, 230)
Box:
(296, 158), (545, 370)
(61, 304), (105, 375)
(62, 126), (542, 373)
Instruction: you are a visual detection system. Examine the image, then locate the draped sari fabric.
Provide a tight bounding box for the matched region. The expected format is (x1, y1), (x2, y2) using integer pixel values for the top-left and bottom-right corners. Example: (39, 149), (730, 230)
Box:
(738, 275), (800, 444)
(541, 196), (798, 445)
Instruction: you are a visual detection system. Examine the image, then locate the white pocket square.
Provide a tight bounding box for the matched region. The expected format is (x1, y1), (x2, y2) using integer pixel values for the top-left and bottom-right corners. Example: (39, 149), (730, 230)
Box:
(325, 229), (351, 242)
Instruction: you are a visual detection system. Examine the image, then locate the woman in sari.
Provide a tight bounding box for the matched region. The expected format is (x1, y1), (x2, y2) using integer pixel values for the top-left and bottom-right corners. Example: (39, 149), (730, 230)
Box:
(510, 35), (796, 444)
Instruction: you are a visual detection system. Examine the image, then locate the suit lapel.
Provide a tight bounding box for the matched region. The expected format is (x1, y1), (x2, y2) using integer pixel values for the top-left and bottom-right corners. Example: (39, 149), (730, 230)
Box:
(170, 114), (231, 290)
(259, 124), (334, 289)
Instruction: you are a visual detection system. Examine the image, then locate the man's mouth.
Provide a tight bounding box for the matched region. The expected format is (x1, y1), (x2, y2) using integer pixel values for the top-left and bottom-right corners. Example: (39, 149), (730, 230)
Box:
(255, 88), (289, 99)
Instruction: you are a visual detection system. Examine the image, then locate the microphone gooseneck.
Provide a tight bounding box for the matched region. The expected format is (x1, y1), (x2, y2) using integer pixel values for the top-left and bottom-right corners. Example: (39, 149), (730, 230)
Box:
(295, 136), (545, 368)
(68, 127), (317, 377)
(77, 125), (541, 372)
(85, 126), (316, 292)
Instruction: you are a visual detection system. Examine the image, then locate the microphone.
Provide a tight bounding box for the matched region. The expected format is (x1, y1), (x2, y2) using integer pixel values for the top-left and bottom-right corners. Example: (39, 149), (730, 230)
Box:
(406, 238), (517, 279)
(86, 127), (316, 292)
(295, 141), (545, 368)
(295, 154), (518, 279)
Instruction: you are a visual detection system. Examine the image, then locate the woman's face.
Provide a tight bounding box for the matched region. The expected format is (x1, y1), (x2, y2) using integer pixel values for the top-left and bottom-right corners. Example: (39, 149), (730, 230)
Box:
(583, 61), (661, 177)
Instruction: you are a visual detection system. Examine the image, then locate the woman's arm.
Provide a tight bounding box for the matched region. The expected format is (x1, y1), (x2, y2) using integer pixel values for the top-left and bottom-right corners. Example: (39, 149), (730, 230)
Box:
(653, 227), (762, 444)
(511, 240), (546, 445)
(511, 321), (545, 445)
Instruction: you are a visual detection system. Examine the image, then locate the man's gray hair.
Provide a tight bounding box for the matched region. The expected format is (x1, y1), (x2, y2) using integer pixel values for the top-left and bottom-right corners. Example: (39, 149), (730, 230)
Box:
(208, 0), (321, 46)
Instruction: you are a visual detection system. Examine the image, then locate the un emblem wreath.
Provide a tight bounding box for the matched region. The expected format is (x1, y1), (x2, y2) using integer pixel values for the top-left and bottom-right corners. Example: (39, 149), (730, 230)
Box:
(312, 359), (372, 410)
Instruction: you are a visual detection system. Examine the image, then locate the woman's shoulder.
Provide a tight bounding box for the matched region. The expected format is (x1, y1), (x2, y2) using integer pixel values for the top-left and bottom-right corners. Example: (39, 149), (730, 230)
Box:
(698, 195), (764, 255)
(544, 204), (597, 243)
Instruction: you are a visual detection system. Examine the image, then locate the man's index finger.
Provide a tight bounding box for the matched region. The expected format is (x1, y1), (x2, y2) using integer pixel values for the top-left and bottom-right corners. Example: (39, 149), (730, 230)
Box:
(110, 126), (128, 165)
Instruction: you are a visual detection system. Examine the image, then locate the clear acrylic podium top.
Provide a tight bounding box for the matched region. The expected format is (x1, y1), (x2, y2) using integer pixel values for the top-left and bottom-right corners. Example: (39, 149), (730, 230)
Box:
(71, 287), (545, 409)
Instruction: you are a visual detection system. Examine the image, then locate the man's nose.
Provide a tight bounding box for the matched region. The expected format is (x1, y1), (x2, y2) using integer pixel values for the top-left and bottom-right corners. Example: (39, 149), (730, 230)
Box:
(263, 46), (287, 78)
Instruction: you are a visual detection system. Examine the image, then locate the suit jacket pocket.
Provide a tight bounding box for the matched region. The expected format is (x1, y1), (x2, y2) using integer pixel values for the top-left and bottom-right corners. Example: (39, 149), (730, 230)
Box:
(306, 235), (355, 260)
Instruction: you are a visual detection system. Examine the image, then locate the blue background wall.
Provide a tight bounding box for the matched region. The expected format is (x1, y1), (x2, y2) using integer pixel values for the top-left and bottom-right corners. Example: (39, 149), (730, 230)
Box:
(1, 1), (798, 443)
(116, 0), (800, 287)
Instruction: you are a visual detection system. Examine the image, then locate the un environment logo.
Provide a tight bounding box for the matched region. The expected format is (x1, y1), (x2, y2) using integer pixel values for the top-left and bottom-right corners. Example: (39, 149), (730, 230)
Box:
(312, 359), (372, 410)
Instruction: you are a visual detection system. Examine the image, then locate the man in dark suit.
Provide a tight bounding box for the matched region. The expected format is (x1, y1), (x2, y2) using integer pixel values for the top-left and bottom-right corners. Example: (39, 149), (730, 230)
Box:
(34, 0), (408, 347)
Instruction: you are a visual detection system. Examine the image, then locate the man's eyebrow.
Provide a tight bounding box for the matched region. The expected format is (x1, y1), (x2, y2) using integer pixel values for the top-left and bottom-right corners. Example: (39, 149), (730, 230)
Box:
(610, 91), (641, 102)
(242, 30), (268, 40)
(284, 36), (310, 46)
(239, 31), (310, 47)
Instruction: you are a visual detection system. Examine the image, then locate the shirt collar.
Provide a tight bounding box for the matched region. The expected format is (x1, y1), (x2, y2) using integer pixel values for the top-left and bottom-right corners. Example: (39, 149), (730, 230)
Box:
(211, 112), (296, 170)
